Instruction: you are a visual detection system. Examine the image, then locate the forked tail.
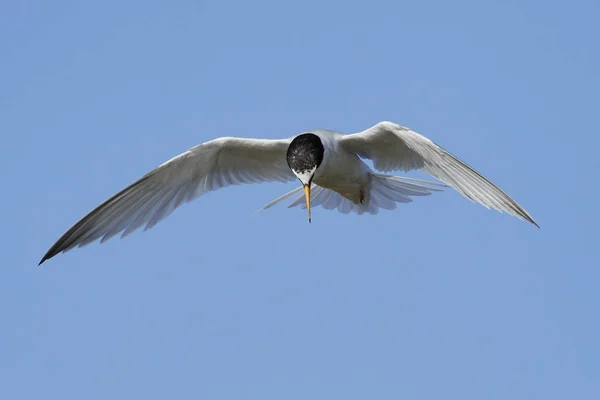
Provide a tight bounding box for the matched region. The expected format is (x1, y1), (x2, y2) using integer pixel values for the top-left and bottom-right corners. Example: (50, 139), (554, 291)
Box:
(255, 174), (447, 215)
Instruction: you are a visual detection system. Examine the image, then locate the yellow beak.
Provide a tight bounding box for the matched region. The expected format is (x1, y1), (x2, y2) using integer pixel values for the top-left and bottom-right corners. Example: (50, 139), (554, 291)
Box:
(303, 184), (312, 223)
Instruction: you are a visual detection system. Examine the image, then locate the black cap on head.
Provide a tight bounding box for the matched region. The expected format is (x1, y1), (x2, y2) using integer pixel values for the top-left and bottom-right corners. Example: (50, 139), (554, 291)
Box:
(286, 133), (324, 223)
(286, 133), (325, 178)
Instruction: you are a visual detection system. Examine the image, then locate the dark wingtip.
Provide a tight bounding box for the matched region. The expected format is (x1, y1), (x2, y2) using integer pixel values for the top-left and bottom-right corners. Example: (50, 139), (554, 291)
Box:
(38, 247), (59, 266)
(38, 253), (51, 266)
(525, 214), (540, 229)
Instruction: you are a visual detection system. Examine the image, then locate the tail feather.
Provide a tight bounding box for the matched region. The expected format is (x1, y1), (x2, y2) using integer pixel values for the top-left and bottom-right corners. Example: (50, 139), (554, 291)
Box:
(255, 174), (447, 216)
(253, 186), (304, 214)
(287, 185), (324, 208)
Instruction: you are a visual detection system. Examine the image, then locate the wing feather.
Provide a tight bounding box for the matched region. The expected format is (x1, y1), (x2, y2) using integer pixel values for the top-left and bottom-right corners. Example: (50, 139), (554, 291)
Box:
(40, 137), (294, 264)
(340, 121), (538, 227)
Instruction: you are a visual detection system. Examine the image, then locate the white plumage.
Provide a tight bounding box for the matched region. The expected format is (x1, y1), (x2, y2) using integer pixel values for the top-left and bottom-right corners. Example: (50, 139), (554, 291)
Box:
(40, 121), (537, 264)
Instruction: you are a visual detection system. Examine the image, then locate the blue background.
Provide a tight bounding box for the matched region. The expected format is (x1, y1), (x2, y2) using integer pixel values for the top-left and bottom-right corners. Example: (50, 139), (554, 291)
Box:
(2, 0), (598, 399)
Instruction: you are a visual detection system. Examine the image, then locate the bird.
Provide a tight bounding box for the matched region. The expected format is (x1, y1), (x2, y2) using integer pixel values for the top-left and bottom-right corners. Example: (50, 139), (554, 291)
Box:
(39, 121), (538, 264)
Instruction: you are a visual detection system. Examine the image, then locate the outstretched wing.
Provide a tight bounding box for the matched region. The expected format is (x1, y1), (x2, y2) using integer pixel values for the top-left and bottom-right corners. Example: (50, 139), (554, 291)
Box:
(40, 137), (294, 264)
(339, 121), (538, 227)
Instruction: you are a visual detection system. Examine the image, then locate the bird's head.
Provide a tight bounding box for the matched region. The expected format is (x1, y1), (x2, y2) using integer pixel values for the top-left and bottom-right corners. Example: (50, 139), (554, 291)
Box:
(286, 133), (325, 223)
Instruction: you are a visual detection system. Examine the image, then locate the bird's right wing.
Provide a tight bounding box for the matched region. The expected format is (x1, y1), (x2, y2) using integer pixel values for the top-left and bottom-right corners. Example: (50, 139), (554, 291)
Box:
(40, 137), (295, 264)
(339, 121), (538, 227)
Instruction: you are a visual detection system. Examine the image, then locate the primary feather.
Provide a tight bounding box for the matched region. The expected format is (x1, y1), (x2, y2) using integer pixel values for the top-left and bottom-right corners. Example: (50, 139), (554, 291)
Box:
(39, 137), (294, 264)
(340, 121), (538, 227)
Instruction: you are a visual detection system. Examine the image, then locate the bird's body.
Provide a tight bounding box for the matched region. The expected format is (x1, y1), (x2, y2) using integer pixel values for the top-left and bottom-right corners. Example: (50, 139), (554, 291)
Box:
(40, 121), (538, 264)
(311, 129), (371, 205)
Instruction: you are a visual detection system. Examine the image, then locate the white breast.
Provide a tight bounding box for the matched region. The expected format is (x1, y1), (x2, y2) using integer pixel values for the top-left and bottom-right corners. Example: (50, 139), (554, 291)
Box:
(309, 130), (371, 198)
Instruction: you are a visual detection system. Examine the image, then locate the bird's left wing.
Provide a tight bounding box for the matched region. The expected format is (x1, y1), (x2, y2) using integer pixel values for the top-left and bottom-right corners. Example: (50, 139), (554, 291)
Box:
(339, 121), (538, 227)
(40, 137), (294, 264)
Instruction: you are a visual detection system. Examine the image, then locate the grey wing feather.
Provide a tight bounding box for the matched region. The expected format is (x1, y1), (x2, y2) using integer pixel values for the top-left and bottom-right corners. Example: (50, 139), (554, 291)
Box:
(339, 121), (538, 227)
(40, 137), (294, 264)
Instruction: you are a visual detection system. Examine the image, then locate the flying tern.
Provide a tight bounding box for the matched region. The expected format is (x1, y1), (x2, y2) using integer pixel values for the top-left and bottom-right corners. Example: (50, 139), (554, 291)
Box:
(39, 121), (538, 264)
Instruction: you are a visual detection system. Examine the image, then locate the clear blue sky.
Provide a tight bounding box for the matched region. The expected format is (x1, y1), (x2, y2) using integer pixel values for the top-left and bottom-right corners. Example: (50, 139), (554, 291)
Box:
(2, 0), (598, 399)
